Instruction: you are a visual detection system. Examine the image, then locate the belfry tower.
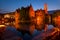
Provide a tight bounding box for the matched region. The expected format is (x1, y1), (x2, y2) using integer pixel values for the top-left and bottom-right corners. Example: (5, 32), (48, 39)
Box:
(44, 3), (48, 14)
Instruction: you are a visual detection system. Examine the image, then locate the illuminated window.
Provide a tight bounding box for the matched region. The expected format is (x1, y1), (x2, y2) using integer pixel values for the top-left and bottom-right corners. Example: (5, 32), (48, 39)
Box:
(5, 23), (10, 25)
(4, 14), (10, 18)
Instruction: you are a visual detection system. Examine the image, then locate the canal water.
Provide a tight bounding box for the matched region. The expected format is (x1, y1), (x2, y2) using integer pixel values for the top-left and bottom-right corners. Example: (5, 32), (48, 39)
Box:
(1, 23), (54, 40)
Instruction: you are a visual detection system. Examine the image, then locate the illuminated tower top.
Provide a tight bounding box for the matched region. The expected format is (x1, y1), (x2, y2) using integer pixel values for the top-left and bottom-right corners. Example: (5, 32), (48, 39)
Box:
(44, 3), (48, 14)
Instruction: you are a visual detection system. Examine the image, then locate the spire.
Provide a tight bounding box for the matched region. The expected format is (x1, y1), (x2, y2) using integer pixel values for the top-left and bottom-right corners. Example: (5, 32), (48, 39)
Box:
(16, 8), (20, 13)
(30, 3), (32, 7)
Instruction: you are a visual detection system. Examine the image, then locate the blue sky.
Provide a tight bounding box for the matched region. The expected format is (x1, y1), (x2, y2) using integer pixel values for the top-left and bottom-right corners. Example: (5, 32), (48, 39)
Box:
(0, 0), (60, 13)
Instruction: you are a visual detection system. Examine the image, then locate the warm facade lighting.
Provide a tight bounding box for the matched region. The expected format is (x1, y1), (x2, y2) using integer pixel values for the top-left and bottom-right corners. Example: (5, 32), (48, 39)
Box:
(15, 11), (20, 29)
(37, 16), (42, 25)
(53, 16), (60, 27)
(57, 16), (60, 24)
(4, 14), (10, 18)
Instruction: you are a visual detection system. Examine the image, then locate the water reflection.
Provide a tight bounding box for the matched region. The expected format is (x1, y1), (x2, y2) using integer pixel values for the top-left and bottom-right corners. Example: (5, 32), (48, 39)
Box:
(18, 22), (54, 35)
(19, 22), (35, 35)
(18, 22), (54, 37)
(0, 21), (57, 40)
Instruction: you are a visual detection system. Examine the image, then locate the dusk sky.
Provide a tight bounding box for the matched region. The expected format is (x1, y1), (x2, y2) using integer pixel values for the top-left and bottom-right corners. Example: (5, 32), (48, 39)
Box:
(0, 0), (60, 13)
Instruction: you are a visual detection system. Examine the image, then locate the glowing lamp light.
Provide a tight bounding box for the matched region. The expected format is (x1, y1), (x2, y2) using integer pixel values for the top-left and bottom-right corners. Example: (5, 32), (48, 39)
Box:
(0, 25), (5, 28)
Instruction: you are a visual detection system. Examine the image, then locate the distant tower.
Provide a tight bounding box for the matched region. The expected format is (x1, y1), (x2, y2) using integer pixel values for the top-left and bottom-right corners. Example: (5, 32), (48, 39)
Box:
(44, 3), (48, 14)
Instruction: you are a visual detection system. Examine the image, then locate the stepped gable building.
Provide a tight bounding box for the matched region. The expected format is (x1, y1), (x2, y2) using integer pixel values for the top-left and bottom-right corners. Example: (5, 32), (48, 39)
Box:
(35, 9), (46, 30)
(29, 4), (35, 18)
(20, 4), (35, 21)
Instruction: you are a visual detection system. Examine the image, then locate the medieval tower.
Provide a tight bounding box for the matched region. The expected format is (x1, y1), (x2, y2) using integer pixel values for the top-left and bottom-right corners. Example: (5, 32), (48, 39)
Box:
(44, 3), (48, 14)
